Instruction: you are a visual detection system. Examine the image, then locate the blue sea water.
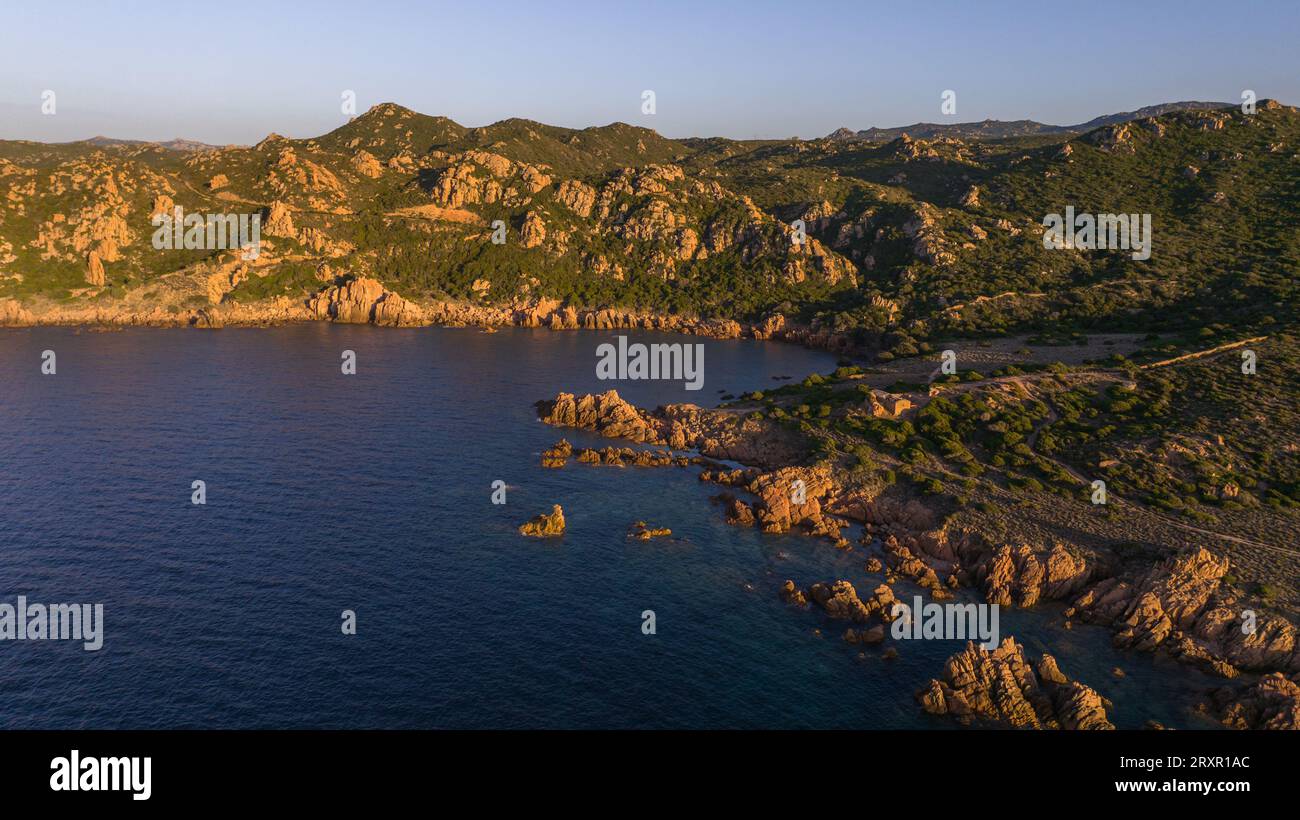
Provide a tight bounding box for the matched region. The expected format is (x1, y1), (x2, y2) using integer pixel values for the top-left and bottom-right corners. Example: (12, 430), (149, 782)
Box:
(0, 325), (1221, 728)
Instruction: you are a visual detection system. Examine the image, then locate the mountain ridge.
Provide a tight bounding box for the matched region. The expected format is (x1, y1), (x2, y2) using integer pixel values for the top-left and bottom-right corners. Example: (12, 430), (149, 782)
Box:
(19, 100), (1252, 152)
(825, 100), (1237, 141)
(78, 135), (239, 152)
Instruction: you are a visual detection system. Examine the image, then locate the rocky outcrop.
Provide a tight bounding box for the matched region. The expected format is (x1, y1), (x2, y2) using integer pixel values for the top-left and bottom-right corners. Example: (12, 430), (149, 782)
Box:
(749, 467), (832, 532)
(574, 309), (742, 337)
(150, 194), (175, 219)
(1077, 548), (1228, 651)
(555, 179), (596, 217)
(972, 543), (1095, 608)
(834, 503), (1098, 611)
(85, 251), (106, 286)
(350, 150), (384, 178)
(918, 638), (1114, 729)
(713, 468), (847, 546)
(1066, 548), (1299, 677)
(540, 439), (572, 468)
(519, 211), (546, 248)
(537, 393), (842, 545)
(1211, 673), (1300, 730)
(538, 390), (659, 442)
(823, 502), (1297, 685)
(1087, 123), (1136, 154)
(832, 493), (937, 532)
(573, 446), (708, 469)
(309, 277), (382, 323)
(189, 308), (223, 329)
(7, 285), (828, 339)
(902, 203), (954, 266)
(0, 298), (35, 326)
(536, 390), (807, 468)
(264, 145), (344, 199)
(805, 580), (897, 624)
(429, 150), (551, 208)
(1036, 653), (1068, 684)
(371, 290), (424, 326)
(308, 277), (426, 326)
(263, 200), (296, 237)
(519, 505), (565, 538)
(881, 535), (945, 591)
(783, 578), (896, 646)
(780, 580), (807, 607)
(715, 493), (757, 527)
(752, 313), (785, 340)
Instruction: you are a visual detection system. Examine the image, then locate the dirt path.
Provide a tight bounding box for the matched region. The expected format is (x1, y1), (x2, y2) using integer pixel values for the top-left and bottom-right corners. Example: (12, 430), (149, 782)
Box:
(1139, 336), (1267, 370)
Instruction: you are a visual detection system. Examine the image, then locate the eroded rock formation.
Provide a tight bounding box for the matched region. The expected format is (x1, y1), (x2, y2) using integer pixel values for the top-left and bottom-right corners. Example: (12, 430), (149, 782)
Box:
(1211, 673), (1300, 730)
(536, 390), (806, 468)
(918, 638), (1114, 729)
(1066, 548), (1298, 677)
(308, 277), (425, 326)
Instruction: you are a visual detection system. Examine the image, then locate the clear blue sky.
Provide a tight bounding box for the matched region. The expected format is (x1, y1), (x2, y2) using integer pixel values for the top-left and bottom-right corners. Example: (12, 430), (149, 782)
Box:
(1, 0), (1297, 143)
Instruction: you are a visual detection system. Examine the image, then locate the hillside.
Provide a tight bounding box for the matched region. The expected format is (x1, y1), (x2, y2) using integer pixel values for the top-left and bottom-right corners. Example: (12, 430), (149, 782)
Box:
(1, 99), (1297, 357)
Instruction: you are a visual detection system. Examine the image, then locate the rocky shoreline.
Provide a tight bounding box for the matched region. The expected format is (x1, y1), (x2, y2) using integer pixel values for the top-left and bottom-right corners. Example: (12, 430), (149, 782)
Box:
(0, 275), (859, 353)
(917, 638), (1115, 729)
(533, 388), (1300, 729)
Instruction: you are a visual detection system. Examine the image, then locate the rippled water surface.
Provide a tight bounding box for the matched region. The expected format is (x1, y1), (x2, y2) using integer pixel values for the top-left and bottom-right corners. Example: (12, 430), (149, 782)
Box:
(0, 326), (1219, 728)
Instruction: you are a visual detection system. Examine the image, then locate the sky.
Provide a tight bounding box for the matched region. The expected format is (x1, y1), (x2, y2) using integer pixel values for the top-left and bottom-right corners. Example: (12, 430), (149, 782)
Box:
(1, 0), (1297, 144)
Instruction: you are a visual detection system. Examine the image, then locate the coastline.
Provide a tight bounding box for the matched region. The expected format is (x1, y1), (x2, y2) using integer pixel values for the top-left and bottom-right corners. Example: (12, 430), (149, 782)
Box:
(7, 296), (1294, 728)
(531, 388), (1300, 730)
(0, 276), (860, 357)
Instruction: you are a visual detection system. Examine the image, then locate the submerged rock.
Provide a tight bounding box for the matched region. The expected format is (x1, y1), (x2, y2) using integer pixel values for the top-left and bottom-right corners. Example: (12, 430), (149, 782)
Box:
(540, 439), (572, 468)
(721, 495), (757, 527)
(779, 580), (807, 607)
(628, 521), (672, 540)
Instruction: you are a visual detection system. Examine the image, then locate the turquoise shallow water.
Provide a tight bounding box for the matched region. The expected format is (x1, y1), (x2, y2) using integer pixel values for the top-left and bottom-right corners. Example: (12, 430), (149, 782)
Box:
(0, 325), (1220, 728)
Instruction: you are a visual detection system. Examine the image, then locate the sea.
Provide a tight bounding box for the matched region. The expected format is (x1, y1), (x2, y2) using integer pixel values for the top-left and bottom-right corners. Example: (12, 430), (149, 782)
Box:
(0, 325), (1222, 728)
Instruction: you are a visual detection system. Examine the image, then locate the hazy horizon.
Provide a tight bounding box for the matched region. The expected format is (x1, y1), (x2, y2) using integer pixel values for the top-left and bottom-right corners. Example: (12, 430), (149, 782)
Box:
(1, 0), (1298, 143)
(0, 96), (1281, 148)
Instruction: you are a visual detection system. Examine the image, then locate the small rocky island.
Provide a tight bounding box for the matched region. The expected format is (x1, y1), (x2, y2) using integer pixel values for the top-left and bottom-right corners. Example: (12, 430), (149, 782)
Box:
(519, 505), (566, 538)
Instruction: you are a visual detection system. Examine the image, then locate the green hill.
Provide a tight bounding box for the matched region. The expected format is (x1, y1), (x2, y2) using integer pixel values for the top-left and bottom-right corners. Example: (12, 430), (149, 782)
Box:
(1, 99), (1296, 356)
